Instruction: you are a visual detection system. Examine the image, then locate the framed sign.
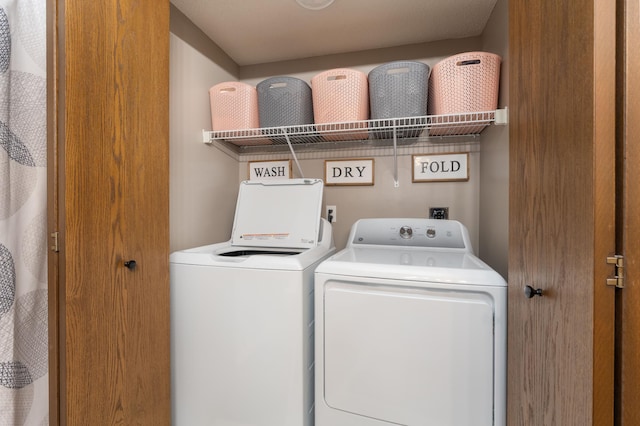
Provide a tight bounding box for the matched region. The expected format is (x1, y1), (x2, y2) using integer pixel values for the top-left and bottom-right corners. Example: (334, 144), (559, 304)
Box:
(248, 159), (292, 180)
(324, 158), (374, 186)
(412, 153), (469, 182)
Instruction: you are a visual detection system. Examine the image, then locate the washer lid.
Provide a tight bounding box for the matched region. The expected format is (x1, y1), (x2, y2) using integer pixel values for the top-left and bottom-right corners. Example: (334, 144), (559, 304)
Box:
(231, 178), (324, 249)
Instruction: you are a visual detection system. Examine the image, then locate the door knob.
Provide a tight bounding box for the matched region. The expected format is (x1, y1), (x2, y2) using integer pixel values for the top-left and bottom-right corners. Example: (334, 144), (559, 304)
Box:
(524, 285), (543, 298)
(124, 260), (137, 270)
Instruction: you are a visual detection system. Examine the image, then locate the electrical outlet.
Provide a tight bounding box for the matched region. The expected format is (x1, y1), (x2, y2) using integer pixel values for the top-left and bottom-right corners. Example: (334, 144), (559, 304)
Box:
(326, 205), (336, 223)
(429, 207), (449, 220)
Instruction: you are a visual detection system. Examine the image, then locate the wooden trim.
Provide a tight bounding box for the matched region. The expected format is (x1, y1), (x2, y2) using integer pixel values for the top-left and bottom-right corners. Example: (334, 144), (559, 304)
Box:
(47, 0), (60, 423)
(617, 0), (640, 423)
(592, 0), (617, 423)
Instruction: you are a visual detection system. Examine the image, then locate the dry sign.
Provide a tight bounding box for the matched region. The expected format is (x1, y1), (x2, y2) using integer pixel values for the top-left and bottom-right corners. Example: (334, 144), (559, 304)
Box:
(325, 159), (374, 186)
(412, 153), (469, 182)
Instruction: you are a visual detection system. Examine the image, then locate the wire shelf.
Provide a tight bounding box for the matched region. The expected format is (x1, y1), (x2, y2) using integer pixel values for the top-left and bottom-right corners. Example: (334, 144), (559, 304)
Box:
(203, 109), (507, 149)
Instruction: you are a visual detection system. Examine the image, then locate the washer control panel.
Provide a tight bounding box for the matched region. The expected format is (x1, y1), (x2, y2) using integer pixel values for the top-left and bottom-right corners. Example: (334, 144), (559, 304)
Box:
(350, 218), (470, 250)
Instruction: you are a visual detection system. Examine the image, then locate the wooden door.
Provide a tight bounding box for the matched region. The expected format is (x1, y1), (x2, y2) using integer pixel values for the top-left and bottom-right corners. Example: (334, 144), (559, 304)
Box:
(508, 0), (616, 424)
(617, 0), (640, 423)
(49, 0), (171, 424)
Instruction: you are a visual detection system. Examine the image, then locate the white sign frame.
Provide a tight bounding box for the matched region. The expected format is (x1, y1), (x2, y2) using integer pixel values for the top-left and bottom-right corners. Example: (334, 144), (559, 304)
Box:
(324, 158), (375, 186)
(412, 153), (469, 182)
(248, 159), (292, 181)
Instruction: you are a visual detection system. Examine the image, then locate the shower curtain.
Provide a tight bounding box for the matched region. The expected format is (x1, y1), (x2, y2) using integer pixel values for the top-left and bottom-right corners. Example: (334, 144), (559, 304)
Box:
(0, 0), (49, 424)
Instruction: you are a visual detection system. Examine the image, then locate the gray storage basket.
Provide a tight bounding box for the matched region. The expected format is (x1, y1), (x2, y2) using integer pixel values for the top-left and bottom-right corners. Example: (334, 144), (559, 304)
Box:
(257, 76), (314, 128)
(257, 76), (317, 143)
(368, 61), (430, 138)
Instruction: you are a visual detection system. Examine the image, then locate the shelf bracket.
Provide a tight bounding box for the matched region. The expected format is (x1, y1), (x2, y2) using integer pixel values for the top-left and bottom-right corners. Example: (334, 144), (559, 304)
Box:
(494, 107), (508, 125)
(283, 130), (304, 178)
(203, 129), (212, 144)
(392, 122), (399, 187)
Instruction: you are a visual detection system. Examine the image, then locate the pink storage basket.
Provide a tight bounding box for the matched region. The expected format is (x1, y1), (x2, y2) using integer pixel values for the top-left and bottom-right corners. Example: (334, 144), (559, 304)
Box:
(311, 68), (369, 141)
(428, 52), (501, 136)
(209, 81), (268, 146)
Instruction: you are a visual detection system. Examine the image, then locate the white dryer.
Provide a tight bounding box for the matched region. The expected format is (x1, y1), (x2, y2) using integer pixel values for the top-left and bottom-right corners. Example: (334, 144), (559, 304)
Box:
(170, 178), (335, 426)
(314, 218), (506, 426)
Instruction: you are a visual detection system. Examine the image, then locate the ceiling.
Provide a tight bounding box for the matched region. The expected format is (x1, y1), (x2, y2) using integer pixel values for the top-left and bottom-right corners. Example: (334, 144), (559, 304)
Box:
(170, 0), (499, 66)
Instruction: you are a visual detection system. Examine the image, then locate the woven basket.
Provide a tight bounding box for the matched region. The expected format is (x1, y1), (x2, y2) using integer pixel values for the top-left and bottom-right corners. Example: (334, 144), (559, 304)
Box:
(311, 68), (369, 141)
(209, 82), (268, 146)
(257, 76), (317, 143)
(257, 76), (314, 127)
(428, 52), (501, 136)
(368, 60), (430, 138)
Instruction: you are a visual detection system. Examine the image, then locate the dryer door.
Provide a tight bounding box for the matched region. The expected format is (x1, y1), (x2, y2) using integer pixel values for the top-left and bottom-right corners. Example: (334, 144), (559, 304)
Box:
(323, 280), (495, 426)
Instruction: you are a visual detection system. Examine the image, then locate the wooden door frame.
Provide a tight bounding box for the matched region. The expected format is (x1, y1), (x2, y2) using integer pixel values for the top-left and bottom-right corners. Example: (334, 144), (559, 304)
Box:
(45, 0), (626, 424)
(616, 0), (640, 423)
(593, 0), (618, 422)
(46, 0), (61, 423)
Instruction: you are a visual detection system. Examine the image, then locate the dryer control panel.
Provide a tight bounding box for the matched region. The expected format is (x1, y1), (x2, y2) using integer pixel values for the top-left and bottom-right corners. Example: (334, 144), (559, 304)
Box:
(348, 218), (471, 251)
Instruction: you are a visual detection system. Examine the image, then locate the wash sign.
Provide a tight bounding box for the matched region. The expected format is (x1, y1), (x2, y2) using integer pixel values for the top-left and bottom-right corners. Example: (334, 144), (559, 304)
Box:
(249, 160), (292, 180)
(412, 153), (469, 182)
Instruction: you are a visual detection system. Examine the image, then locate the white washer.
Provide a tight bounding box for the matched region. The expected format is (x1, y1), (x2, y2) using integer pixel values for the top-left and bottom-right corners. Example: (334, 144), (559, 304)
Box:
(315, 218), (506, 426)
(171, 179), (335, 426)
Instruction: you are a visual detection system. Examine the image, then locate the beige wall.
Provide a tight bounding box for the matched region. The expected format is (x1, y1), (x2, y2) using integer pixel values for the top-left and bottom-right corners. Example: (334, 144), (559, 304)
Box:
(169, 0), (509, 279)
(479, 0), (509, 278)
(239, 37), (482, 84)
(238, 154), (481, 252)
(169, 9), (240, 252)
